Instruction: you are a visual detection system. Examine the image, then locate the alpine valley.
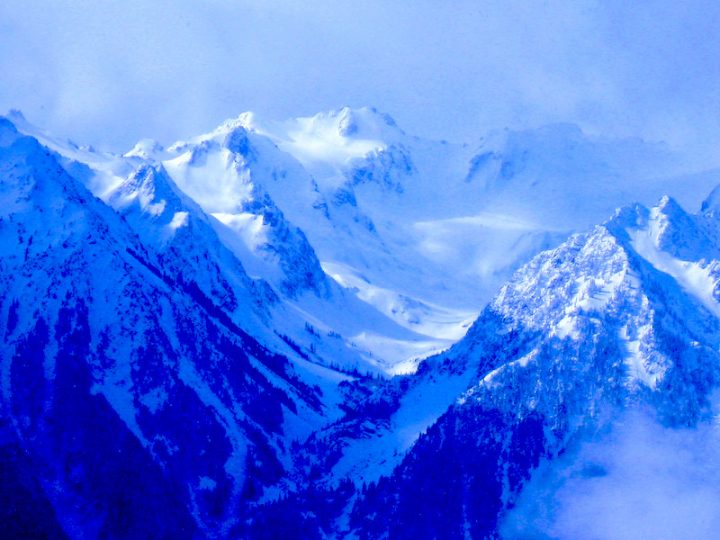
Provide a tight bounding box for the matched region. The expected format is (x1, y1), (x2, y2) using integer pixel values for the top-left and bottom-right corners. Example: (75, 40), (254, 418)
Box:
(2, 107), (720, 539)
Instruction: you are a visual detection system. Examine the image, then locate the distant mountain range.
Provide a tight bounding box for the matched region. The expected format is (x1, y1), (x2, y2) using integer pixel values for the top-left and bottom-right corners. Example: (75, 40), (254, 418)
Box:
(2, 108), (720, 538)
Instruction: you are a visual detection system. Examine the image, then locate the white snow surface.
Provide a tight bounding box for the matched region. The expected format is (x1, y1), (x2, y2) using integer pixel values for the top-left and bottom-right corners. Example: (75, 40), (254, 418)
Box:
(9, 107), (720, 373)
(629, 201), (720, 318)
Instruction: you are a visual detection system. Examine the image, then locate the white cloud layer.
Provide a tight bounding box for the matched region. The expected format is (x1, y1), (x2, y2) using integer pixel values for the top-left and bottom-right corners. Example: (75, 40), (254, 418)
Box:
(0, 0), (718, 163)
(502, 410), (720, 539)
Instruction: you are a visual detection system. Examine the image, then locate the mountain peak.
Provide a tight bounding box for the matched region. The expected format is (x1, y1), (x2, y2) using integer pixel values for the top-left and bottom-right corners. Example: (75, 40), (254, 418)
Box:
(0, 116), (19, 146)
(335, 106), (400, 137)
(656, 194), (683, 215)
(211, 111), (258, 137)
(124, 138), (165, 160)
(311, 106), (403, 140)
(6, 108), (25, 122)
(109, 163), (179, 218)
(701, 183), (720, 216)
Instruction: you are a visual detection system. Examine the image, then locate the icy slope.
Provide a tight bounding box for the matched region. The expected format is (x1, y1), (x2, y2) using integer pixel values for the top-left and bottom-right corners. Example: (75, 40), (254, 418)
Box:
(135, 116), (447, 370)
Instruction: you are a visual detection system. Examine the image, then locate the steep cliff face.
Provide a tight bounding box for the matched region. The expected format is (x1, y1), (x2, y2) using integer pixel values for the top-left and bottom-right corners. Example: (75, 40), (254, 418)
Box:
(161, 122), (332, 300)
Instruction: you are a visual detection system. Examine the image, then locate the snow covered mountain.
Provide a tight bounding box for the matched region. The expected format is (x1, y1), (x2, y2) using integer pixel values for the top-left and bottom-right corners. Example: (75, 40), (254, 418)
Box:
(343, 194), (720, 538)
(12, 107), (719, 373)
(238, 190), (720, 538)
(0, 116), (349, 537)
(3, 107), (720, 538)
(218, 108), (720, 354)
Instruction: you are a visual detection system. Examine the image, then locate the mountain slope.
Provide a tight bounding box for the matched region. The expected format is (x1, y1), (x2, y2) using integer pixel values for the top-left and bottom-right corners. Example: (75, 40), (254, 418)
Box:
(12, 111), (444, 373)
(14, 107), (719, 373)
(4, 108), (720, 538)
(0, 118), (343, 537)
(222, 107), (719, 366)
(345, 194), (720, 538)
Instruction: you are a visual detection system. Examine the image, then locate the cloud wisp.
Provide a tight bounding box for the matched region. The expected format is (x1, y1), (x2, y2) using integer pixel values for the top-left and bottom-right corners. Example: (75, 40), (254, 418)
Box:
(502, 410), (720, 539)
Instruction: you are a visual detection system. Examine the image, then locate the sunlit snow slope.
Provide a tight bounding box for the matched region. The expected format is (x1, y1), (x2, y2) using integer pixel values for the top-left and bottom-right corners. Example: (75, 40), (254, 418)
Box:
(9, 107), (720, 372)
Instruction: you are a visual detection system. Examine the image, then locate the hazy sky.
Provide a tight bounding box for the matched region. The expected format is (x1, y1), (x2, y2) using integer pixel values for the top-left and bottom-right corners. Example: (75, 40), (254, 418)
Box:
(2, 1), (719, 161)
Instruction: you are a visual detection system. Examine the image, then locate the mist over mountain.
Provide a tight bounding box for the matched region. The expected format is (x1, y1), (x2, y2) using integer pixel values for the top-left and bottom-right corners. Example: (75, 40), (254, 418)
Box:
(3, 1), (720, 167)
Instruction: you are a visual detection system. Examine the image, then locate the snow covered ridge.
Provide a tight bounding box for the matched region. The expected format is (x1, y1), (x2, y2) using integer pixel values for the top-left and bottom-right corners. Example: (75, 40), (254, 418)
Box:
(9, 106), (720, 373)
(347, 193), (720, 538)
(0, 114), (343, 536)
(3, 108), (720, 538)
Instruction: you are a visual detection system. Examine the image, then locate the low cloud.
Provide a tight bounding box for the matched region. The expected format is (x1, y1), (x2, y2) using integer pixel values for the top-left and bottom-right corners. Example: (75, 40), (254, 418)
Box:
(502, 410), (720, 539)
